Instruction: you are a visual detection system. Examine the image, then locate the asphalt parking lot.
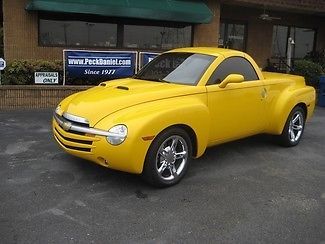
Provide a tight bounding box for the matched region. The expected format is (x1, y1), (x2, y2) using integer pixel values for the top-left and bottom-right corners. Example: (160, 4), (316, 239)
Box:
(0, 108), (324, 244)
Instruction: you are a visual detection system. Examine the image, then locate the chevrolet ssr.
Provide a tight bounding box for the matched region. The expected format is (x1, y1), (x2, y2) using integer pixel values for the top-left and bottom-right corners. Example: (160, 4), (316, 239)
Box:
(53, 47), (316, 187)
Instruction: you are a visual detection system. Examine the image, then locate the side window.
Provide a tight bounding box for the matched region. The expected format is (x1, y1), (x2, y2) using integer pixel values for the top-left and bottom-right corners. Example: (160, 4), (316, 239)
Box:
(207, 57), (259, 85)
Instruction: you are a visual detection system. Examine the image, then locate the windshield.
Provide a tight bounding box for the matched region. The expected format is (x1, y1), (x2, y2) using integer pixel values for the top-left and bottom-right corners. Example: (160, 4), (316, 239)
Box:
(135, 52), (216, 85)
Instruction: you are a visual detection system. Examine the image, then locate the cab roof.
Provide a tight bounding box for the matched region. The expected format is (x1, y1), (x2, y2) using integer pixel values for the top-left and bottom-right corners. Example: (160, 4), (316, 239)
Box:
(168, 47), (245, 57)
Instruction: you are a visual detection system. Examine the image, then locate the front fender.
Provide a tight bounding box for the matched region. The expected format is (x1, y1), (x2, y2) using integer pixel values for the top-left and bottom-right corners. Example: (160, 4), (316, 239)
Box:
(94, 94), (209, 173)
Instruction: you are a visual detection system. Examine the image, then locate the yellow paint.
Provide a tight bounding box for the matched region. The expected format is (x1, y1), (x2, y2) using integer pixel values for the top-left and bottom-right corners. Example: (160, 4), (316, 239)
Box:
(53, 47), (315, 174)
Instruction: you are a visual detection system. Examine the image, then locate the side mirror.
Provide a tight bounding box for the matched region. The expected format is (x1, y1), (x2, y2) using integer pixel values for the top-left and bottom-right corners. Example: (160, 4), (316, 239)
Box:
(219, 74), (244, 88)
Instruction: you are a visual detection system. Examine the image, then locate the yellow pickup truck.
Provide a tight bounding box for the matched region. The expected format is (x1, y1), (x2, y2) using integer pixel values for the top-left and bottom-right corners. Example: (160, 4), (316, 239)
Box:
(53, 47), (315, 187)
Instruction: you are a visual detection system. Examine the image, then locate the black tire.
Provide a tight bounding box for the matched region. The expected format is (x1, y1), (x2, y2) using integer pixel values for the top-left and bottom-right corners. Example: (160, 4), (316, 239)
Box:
(278, 106), (306, 147)
(142, 127), (192, 187)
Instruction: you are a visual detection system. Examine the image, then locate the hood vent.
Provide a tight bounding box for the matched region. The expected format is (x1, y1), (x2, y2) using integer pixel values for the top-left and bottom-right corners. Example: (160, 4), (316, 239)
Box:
(116, 86), (129, 90)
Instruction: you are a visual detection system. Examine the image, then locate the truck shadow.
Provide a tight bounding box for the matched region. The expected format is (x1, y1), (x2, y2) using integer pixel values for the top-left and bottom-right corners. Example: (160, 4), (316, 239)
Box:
(185, 134), (287, 180)
(66, 134), (279, 190)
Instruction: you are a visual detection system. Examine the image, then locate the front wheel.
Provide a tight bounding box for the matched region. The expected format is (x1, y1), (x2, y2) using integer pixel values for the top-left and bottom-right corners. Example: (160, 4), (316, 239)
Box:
(279, 106), (306, 147)
(142, 128), (192, 187)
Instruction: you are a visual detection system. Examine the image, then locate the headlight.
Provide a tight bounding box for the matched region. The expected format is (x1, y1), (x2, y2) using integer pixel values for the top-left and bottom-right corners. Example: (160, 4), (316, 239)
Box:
(106, 125), (128, 145)
(55, 105), (63, 115)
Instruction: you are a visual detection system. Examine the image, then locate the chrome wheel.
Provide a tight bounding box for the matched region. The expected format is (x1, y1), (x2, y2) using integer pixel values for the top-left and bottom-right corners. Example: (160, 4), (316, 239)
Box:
(142, 128), (192, 187)
(155, 135), (188, 181)
(288, 110), (304, 143)
(279, 106), (306, 147)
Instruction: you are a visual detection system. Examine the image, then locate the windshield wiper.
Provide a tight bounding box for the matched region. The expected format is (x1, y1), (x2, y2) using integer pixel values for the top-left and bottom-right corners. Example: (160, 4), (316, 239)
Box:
(132, 76), (170, 83)
(158, 79), (170, 83)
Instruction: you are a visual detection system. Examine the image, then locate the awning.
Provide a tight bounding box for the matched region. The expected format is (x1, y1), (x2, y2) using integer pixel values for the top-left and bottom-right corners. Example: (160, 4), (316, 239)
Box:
(25, 0), (213, 24)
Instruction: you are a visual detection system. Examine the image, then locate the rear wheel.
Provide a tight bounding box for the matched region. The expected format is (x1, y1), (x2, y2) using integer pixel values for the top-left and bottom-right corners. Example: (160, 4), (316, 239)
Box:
(279, 106), (305, 147)
(142, 128), (192, 187)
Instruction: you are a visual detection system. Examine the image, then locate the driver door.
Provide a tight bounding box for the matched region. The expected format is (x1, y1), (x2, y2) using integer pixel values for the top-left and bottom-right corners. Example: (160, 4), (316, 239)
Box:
(206, 56), (267, 144)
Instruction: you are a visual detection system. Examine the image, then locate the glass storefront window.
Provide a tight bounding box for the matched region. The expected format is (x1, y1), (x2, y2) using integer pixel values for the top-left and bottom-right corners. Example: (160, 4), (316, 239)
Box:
(39, 16), (192, 50)
(272, 25), (315, 59)
(291, 27), (315, 58)
(123, 25), (192, 50)
(39, 19), (117, 47)
(218, 22), (246, 51)
(272, 25), (288, 57)
(218, 23), (225, 47)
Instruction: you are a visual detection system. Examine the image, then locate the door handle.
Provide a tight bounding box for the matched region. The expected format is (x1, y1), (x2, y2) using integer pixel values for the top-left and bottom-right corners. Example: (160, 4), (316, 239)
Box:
(261, 88), (267, 99)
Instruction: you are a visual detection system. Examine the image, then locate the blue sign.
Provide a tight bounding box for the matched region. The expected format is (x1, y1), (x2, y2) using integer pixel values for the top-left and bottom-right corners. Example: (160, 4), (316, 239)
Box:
(64, 50), (137, 80)
(139, 52), (160, 69)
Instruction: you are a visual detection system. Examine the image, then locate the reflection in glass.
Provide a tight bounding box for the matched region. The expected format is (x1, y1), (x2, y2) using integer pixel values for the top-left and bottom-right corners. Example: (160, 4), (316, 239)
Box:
(291, 28), (315, 58)
(135, 53), (215, 85)
(124, 25), (192, 49)
(272, 25), (288, 57)
(218, 23), (246, 51)
(272, 25), (315, 58)
(227, 24), (245, 50)
(218, 23), (225, 47)
(39, 19), (117, 47)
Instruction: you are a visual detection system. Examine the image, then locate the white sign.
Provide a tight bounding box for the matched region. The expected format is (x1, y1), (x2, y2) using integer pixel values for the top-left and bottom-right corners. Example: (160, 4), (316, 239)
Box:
(35, 72), (59, 84)
(0, 58), (6, 71)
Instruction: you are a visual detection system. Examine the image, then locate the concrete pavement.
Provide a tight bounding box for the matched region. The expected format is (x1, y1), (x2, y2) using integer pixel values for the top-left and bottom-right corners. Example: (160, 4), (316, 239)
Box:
(0, 108), (324, 243)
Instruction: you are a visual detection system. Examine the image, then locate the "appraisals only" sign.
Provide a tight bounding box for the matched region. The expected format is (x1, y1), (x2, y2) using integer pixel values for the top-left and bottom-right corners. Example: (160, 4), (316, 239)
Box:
(35, 72), (59, 84)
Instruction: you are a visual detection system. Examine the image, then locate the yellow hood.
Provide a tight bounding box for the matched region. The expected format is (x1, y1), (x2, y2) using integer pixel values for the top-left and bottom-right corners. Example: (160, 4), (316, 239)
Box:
(62, 78), (203, 126)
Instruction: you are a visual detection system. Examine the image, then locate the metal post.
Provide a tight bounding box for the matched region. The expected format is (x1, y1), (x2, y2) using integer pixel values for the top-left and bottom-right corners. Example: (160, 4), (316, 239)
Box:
(286, 37), (295, 73)
(63, 50), (66, 86)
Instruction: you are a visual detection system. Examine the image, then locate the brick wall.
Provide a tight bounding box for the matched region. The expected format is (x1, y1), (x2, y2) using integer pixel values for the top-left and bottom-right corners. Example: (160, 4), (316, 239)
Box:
(3, 0), (63, 62)
(193, 0), (220, 46)
(228, 0), (325, 13)
(0, 86), (90, 109)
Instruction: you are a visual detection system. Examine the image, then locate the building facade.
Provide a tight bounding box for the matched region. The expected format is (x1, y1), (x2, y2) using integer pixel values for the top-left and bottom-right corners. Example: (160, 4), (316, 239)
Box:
(2, 0), (325, 68)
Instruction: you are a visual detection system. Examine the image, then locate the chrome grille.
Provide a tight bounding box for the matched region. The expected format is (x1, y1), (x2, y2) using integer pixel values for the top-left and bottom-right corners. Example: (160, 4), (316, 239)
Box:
(53, 112), (96, 153)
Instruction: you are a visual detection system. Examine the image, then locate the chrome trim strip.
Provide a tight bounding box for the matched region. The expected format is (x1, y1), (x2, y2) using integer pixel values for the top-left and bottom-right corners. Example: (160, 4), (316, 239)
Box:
(62, 112), (89, 125)
(53, 113), (124, 138)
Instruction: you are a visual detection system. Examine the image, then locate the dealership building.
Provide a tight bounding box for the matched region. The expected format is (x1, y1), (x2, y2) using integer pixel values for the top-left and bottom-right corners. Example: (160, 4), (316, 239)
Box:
(1, 0), (325, 69)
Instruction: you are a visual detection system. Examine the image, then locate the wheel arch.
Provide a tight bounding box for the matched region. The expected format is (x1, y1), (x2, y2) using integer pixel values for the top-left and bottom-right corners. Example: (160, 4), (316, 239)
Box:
(295, 102), (307, 119)
(275, 102), (308, 135)
(150, 124), (198, 158)
(278, 102), (308, 134)
(141, 123), (197, 187)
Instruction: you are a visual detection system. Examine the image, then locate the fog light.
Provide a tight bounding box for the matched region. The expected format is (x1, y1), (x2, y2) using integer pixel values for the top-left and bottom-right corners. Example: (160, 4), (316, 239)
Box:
(97, 157), (108, 166)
